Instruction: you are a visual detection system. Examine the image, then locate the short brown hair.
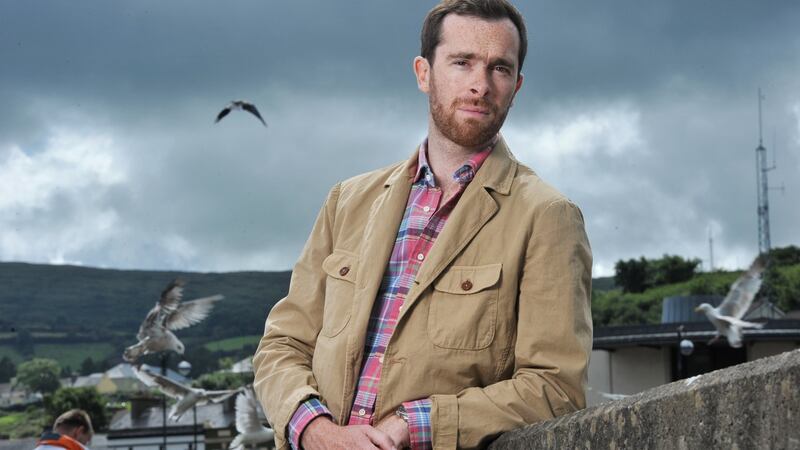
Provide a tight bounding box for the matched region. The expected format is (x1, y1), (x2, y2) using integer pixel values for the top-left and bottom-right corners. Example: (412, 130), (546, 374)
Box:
(54, 409), (94, 435)
(420, 0), (528, 74)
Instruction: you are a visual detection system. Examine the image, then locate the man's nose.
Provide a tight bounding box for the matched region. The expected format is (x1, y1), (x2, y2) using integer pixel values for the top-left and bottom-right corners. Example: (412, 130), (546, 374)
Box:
(469, 68), (491, 97)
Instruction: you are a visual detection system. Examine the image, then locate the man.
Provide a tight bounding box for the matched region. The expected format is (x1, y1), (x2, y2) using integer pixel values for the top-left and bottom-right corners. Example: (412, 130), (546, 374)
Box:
(253, 1), (592, 449)
(34, 409), (93, 450)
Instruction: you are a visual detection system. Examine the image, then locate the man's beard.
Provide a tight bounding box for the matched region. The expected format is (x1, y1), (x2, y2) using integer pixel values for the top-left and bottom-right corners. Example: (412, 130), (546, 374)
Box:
(429, 83), (511, 148)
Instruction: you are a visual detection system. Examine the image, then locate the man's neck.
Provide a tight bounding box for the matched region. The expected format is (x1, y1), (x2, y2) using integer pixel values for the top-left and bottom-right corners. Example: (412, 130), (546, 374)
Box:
(425, 123), (494, 196)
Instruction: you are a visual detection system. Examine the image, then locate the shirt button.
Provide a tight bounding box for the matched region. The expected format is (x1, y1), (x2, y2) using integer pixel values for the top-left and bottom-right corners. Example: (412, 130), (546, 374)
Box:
(358, 408), (366, 416)
(461, 280), (473, 291)
(417, 253), (425, 261)
(378, 354), (384, 364)
(423, 206), (431, 212)
(339, 266), (350, 276)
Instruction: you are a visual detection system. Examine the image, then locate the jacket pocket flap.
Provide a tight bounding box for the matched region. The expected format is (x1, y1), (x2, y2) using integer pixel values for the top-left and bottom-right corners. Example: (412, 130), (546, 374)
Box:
(322, 250), (359, 283)
(433, 263), (502, 294)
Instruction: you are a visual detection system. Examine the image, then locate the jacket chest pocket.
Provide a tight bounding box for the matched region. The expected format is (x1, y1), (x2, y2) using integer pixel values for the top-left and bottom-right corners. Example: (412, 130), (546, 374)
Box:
(320, 250), (358, 337)
(427, 263), (501, 350)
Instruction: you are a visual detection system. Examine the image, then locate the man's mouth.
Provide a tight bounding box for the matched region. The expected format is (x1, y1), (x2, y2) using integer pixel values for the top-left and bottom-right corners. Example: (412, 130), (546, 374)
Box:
(457, 107), (491, 117)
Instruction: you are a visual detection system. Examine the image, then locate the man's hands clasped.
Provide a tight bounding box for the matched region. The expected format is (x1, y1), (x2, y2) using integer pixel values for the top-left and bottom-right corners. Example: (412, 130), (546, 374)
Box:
(301, 414), (411, 450)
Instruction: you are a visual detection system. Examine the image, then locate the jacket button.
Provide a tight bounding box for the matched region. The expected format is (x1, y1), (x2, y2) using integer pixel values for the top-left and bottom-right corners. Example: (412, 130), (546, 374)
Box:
(339, 266), (350, 276)
(461, 280), (473, 291)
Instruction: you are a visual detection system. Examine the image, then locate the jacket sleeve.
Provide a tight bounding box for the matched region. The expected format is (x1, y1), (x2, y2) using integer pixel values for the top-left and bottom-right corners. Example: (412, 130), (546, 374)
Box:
(252, 183), (341, 450)
(429, 199), (593, 449)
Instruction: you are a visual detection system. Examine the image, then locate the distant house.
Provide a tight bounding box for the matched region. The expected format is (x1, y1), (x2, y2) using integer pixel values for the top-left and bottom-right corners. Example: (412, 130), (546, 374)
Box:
(0, 381), (42, 407)
(587, 296), (800, 406)
(107, 396), (273, 450)
(64, 363), (190, 395)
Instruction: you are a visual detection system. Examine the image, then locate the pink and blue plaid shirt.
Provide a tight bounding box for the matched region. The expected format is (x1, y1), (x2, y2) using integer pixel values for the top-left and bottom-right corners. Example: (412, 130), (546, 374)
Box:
(289, 139), (494, 450)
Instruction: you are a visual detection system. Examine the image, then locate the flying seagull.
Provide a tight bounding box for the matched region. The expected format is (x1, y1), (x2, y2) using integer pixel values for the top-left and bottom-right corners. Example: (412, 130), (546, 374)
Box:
(695, 256), (766, 348)
(230, 386), (275, 450)
(134, 366), (240, 421)
(123, 279), (223, 362)
(216, 100), (267, 127)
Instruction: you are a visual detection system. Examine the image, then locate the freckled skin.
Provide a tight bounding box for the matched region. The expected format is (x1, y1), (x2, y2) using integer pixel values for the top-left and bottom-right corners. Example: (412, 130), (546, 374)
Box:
(413, 14), (524, 194)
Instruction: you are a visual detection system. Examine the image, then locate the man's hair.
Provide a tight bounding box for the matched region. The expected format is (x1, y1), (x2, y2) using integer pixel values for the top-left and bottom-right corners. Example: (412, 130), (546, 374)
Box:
(421, 0), (527, 74)
(54, 409), (94, 435)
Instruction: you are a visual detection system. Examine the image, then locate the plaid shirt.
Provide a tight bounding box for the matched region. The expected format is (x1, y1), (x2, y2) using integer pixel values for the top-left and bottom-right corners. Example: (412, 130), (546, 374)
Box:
(289, 139), (494, 449)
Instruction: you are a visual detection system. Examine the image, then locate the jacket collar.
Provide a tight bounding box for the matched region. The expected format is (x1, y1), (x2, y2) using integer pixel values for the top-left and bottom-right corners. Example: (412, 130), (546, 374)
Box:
(384, 134), (517, 195)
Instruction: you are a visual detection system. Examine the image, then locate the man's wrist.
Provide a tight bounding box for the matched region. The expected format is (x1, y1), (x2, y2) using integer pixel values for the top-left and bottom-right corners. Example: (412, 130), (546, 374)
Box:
(301, 416), (336, 449)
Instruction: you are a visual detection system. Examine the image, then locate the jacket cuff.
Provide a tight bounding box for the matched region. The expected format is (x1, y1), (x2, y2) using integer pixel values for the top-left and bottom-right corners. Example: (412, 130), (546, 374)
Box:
(430, 394), (458, 450)
(288, 398), (333, 450)
(402, 399), (432, 450)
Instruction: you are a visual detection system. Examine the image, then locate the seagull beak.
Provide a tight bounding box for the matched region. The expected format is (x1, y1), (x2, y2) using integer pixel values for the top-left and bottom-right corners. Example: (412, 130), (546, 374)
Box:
(693, 307), (702, 312)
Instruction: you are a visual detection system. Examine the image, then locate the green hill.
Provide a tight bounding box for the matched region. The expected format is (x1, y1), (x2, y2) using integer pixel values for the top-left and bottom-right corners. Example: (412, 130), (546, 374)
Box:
(0, 262), (290, 372)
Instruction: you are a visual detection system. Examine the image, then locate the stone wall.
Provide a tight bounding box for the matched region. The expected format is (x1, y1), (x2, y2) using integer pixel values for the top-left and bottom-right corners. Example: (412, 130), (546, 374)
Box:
(490, 348), (800, 450)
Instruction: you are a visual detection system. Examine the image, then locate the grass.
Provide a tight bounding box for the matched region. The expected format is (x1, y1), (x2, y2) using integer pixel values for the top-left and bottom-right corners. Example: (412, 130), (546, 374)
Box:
(0, 345), (24, 364)
(0, 407), (46, 438)
(33, 343), (117, 370)
(204, 335), (261, 352)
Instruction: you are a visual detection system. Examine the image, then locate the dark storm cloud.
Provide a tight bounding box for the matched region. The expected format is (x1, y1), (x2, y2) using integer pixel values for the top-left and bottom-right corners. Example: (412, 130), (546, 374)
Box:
(1, 1), (797, 274)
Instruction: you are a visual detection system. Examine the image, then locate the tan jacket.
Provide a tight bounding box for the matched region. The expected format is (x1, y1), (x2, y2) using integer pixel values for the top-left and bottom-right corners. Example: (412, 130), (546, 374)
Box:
(253, 138), (593, 449)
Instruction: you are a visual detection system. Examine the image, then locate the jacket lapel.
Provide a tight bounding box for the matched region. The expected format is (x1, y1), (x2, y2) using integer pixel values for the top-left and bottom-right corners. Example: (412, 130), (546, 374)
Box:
(399, 137), (517, 320)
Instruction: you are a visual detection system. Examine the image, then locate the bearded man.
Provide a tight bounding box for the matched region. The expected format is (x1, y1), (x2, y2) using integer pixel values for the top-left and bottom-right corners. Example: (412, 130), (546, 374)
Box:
(253, 1), (593, 449)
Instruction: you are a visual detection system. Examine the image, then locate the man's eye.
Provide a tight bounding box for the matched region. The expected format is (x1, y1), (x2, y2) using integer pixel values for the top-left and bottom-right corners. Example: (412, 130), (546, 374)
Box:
(495, 66), (511, 74)
(454, 60), (468, 66)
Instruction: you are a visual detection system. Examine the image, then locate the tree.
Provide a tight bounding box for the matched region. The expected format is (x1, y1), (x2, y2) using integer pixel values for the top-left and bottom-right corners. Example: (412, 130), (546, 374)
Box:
(0, 356), (15, 383)
(80, 357), (96, 376)
(16, 358), (61, 394)
(649, 254), (701, 286)
(769, 245), (800, 266)
(44, 387), (108, 431)
(614, 255), (701, 293)
(194, 371), (253, 391)
(614, 257), (649, 293)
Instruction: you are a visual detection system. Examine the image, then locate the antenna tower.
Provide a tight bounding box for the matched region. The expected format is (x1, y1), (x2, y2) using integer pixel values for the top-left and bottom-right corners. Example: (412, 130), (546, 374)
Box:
(755, 88), (775, 257)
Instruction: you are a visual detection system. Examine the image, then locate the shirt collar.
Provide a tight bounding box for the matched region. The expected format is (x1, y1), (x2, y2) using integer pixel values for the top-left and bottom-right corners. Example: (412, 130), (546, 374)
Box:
(414, 137), (497, 187)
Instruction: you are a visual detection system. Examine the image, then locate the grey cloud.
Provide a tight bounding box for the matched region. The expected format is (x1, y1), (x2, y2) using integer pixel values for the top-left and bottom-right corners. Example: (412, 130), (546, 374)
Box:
(1, 1), (798, 274)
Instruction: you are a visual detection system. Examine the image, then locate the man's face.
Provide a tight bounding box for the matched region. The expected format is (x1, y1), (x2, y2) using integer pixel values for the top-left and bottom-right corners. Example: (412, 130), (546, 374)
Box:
(416, 14), (524, 148)
(71, 426), (92, 445)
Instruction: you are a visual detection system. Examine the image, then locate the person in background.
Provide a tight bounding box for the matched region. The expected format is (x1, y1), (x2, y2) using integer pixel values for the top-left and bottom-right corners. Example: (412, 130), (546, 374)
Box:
(33, 409), (93, 450)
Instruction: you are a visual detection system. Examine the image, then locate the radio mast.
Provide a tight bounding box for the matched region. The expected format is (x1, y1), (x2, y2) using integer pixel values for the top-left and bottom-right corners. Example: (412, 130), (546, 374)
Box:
(755, 88), (775, 257)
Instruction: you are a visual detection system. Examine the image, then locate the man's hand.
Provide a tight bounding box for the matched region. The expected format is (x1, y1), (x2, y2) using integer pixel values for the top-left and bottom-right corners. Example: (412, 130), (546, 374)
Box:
(301, 416), (397, 450)
(375, 414), (411, 450)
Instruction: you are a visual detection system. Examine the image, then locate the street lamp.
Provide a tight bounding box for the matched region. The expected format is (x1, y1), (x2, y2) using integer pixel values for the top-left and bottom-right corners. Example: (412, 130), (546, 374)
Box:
(178, 360), (198, 450)
(676, 326), (695, 379)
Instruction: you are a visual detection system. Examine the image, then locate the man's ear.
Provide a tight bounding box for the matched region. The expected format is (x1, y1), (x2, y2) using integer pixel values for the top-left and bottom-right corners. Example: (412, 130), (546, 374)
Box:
(510, 72), (524, 107)
(413, 56), (431, 94)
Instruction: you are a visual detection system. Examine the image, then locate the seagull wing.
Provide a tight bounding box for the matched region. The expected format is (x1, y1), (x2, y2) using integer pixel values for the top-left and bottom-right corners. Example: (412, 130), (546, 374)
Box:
(165, 294), (224, 331)
(716, 256), (765, 319)
(135, 367), (192, 399)
(206, 389), (240, 403)
(136, 305), (161, 340)
(241, 102), (267, 127)
(216, 106), (232, 123)
(235, 390), (264, 433)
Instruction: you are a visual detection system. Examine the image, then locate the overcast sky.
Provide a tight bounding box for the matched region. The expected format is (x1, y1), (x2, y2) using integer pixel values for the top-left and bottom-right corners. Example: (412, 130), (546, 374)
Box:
(1, 1), (798, 276)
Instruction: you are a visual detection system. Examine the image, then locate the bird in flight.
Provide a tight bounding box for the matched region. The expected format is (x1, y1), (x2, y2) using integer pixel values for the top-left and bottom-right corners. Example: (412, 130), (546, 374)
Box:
(216, 100), (267, 127)
(123, 279), (223, 362)
(695, 256), (766, 348)
(230, 386), (275, 450)
(135, 366), (240, 421)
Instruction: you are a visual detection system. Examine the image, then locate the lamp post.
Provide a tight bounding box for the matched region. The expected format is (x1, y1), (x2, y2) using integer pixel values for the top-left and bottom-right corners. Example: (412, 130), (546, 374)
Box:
(676, 325), (695, 379)
(178, 360), (197, 450)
